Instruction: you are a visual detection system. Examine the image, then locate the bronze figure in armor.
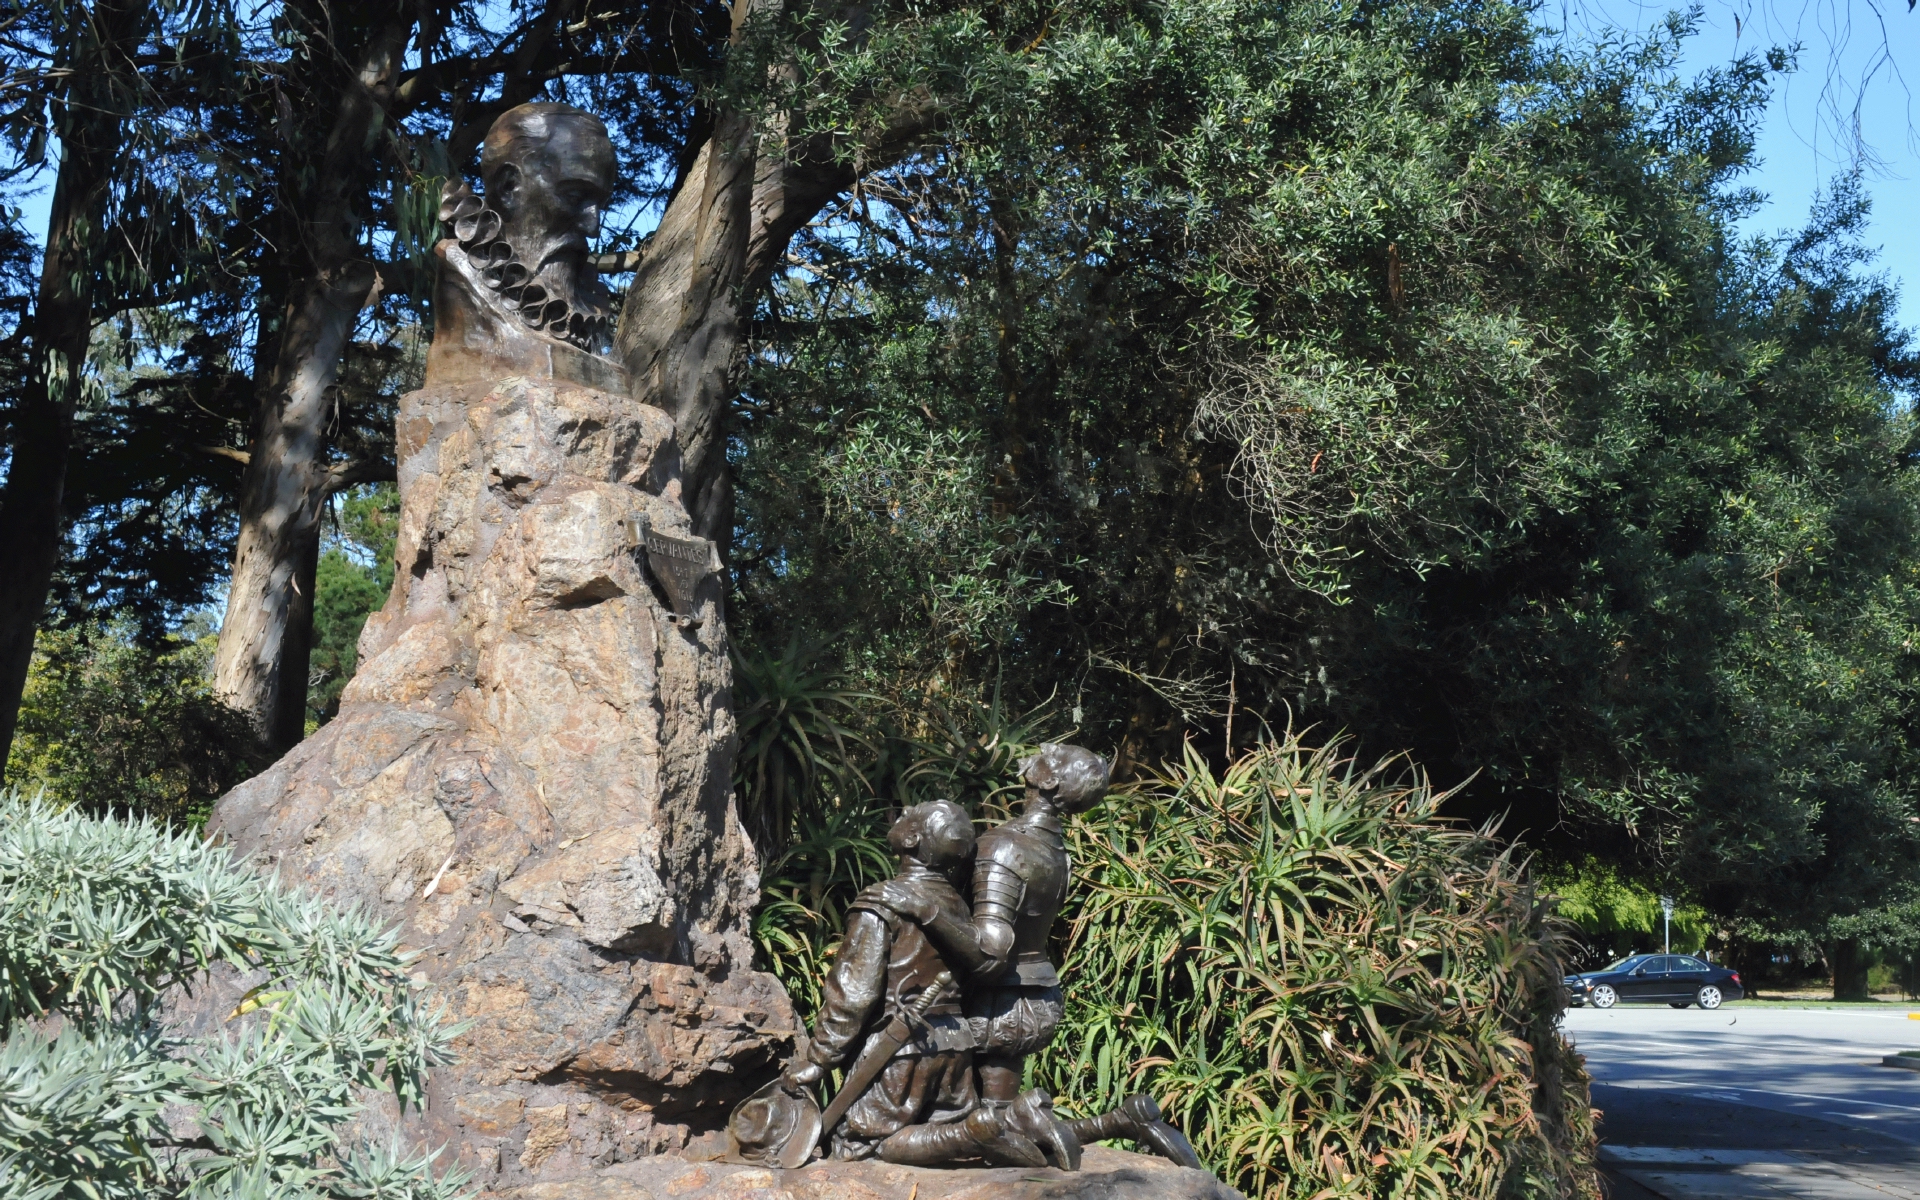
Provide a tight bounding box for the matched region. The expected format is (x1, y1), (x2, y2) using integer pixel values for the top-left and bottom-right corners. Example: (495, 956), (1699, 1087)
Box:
(732, 801), (1080, 1169)
(732, 749), (1202, 1172)
(880, 744), (1203, 1168)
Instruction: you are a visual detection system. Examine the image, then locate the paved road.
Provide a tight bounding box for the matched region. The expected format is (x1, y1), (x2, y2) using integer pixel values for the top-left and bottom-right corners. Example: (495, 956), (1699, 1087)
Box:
(1566, 1005), (1920, 1198)
(1565, 1005), (1920, 1145)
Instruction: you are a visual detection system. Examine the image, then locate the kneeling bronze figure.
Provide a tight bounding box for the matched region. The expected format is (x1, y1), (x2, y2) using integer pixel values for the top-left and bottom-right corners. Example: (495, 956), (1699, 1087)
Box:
(731, 748), (1201, 1173)
(731, 800), (1079, 1168)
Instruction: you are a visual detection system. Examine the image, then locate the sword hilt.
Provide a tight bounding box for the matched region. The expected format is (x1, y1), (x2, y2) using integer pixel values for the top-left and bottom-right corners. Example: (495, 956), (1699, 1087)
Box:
(902, 971), (955, 1026)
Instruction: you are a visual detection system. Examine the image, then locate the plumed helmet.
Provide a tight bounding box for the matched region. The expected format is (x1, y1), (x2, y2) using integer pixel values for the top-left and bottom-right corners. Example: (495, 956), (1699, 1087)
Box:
(1020, 744), (1111, 813)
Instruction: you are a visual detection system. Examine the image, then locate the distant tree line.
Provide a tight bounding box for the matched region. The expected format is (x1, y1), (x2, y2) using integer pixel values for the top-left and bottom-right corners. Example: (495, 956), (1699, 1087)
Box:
(0, 0), (1916, 990)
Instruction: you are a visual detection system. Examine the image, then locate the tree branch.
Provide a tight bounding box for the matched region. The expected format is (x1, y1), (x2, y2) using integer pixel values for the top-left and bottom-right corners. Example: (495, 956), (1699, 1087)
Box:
(325, 457), (397, 493)
(594, 248), (649, 272)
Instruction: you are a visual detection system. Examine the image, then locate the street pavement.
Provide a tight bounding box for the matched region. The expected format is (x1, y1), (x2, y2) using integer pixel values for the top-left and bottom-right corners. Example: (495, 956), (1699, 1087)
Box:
(1565, 1004), (1920, 1199)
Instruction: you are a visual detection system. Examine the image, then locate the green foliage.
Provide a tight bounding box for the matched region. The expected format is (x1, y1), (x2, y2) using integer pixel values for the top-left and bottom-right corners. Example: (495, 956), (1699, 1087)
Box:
(1036, 737), (1595, 1200)
(733, 639), (876, 854)
(1539, 861), (1711, 959)
(337, 487), (400, 592)
(5, 622), (263, 824)
(733, 0), (1920, 952)
(0, 793), (466, 1200)
(734, 419), (1073, 685)
(310, 551), (385, 726)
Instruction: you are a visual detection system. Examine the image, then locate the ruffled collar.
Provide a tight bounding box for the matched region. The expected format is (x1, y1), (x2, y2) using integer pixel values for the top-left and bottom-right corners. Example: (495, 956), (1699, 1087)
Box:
(438, 182), (610, 352)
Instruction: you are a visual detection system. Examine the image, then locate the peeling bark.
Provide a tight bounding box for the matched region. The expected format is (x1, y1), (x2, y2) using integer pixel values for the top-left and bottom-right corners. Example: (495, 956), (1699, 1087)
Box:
(212, 21), (410, 750)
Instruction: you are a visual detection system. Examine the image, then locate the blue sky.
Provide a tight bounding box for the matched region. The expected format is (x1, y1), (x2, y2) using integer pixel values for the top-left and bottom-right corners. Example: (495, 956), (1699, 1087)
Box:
(1555, 0), (1920, 330)
(13, 2), (1919, 330)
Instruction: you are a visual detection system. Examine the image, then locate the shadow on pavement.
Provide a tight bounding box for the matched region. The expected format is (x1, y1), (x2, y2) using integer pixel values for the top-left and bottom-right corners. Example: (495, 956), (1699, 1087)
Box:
(1593, 1082), (1920, 1200)
(1593, 1083), (1919, 1161)
(1575, 1020), (1916, 1102)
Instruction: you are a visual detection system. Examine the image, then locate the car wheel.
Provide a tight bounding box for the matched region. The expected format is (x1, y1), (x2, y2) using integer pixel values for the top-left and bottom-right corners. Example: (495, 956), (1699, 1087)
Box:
(1668, 1002), (1691, 1009)
(1592, 984), (1618, 1009)
(1697, 985), (1723, 1010)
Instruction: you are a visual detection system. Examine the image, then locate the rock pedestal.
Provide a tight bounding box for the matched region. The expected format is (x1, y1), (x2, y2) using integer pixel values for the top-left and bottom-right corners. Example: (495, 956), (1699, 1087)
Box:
(491, 1145), (1248, 1200)
(206, 366), (796, 1188)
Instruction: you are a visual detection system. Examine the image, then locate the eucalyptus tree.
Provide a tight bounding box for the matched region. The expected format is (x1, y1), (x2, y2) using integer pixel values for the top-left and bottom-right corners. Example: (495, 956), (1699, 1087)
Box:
(205, 0), (420, 751)
(0, 0), (249, 766)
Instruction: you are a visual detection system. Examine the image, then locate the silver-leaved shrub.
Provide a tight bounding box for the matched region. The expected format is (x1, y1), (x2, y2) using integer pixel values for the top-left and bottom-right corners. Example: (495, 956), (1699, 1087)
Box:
(0, 793), (467, 1199)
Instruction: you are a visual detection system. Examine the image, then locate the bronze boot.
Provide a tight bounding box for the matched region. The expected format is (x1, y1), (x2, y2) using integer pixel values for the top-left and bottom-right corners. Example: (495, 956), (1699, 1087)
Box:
(876, 1107), (1046, 1168)
(1064, 1094), (1202, 1169)
(1006, 1089), (1083, 1172)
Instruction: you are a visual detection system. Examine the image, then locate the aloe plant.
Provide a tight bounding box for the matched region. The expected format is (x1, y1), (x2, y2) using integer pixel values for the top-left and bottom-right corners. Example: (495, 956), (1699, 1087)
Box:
(733, 638), (877, 854)
(1038, 736), (1597, 1200)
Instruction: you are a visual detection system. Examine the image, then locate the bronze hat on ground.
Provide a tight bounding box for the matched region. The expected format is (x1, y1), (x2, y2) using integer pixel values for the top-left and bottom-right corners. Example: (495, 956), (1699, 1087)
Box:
(728, 1078), (822, 1169)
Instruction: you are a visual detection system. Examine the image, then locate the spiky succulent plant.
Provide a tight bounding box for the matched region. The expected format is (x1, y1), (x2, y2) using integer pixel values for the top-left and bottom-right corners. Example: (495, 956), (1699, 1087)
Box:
(0, 793), (467, 1200)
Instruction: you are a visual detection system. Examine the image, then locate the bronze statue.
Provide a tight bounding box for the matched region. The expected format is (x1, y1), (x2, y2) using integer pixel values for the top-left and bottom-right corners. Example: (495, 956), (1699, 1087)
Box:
(878, 745), (1203, 1168)
(731, 801), (1080, 1168)
(734, 747), (1204, 1172)
(427, 102), (625, 390)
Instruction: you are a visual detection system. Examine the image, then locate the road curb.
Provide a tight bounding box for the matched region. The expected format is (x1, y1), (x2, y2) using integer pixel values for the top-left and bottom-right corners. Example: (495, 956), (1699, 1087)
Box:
(1883, 1054), (1920, 1071)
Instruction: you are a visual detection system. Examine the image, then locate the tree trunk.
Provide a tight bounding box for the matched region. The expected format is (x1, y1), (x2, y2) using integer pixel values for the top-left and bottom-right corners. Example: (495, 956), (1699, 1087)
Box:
(617, 110), (856, 543)
(212, 21), (410, 750)
(215, 262), (381, 749)
(0, 0), (145, 768)
(614, 0), (935, 543)
(1829, 937), (1871, 1002)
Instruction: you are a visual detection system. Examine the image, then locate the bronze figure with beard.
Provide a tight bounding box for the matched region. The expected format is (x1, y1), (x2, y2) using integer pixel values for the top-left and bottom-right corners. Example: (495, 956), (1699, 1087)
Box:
(426, 102), (626, 390)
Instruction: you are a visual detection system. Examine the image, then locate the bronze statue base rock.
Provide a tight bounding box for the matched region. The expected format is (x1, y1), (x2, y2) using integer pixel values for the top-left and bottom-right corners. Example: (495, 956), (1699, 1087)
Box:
(488, 1144), (1247, 1200)
(183, 371), (796, 1189)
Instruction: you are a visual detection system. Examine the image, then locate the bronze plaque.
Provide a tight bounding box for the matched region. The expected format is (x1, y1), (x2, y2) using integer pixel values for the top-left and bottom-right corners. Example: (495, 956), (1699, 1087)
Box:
(635, 518), (712, 621)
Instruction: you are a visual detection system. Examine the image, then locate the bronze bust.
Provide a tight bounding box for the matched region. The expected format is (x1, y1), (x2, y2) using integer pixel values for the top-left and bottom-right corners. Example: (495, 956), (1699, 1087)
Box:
(427, 102), (628, 391)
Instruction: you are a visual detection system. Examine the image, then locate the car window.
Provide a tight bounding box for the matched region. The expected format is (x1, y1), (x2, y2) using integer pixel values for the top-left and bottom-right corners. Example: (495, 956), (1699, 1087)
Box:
(1674, 957), (1707, 970)
(1647, 957), (1676, 972)
(1603, 956), (1647, 973)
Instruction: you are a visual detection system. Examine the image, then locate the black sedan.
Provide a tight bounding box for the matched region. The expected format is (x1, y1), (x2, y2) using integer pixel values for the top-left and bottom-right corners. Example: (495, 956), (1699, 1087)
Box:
(1565, 954), (1745, 1010)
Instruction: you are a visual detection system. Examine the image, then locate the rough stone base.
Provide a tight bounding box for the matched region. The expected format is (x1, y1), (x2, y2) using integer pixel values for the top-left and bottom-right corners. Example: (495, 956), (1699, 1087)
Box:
(193, 375), (796, 1188)
(489, 1145), (1247, 1200)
